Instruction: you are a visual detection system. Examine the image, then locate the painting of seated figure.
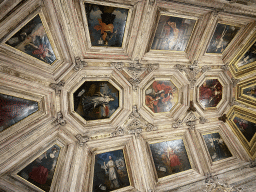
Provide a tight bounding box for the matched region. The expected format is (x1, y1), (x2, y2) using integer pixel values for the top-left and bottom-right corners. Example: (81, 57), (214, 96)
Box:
(233, 117), (256, 143)
(150, 139), (191, 178)
(151, 15), (196, 51)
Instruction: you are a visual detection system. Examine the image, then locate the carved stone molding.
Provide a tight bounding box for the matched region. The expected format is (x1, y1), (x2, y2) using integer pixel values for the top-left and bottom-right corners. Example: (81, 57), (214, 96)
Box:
(148, 0), (156, 6)
(129, 105), (141, 119)
(249, 159), (256, 168)
(172, 119), (183, 128)
(204, 173), (242, 192)
(73, 57), (87, 71)
(146, 123), (157, 132)
(110, 127), (124, 137)
(229, 98), (249, 108)
(50, 80), (65, 95)
(172, 111), (198, 129)
(199, 116), (208, 124)
(175, 64), (211, 88)
(231, 77), (240, 87)
(54, 112), (66, 126)
(111, 62), (159, 91)
(187, 101), (196, 112)
(221, 64), (229, 71)
(75, 134), (89, 147)
(218, 114), (228, 123)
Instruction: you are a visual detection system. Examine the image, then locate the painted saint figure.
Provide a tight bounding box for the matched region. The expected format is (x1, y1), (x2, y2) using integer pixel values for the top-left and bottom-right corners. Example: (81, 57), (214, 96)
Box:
(145, 81), (176, 113)
(199, 79), (222, 108)
(162, 146), (182, 173)
(103, 156), (119, 189)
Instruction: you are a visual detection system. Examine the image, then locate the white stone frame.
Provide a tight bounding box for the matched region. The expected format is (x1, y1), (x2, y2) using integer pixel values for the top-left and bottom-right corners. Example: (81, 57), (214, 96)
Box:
(139, 129), (204, 192)
(0, 0), (72, 79)
(138, 68), (189, 125)
(195, 122), (249, 174)
(0, 125), (75, 192)
(142, 1), (210, 63)
(82, 135), (145, 192)
(194, 69), (231, 118)
(66, 0), (145, 59)
(0, 71), (54, 143)
(63, 67), (131, 132)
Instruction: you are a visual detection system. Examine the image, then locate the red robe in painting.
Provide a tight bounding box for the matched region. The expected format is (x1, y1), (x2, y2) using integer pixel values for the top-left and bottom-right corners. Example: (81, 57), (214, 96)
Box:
(29, 165), (48, 185)
(168, 152), (181, 167)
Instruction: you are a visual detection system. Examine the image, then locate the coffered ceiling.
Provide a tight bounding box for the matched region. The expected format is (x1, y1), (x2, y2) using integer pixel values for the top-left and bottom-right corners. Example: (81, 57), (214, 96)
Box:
(0, 0), (256, 191)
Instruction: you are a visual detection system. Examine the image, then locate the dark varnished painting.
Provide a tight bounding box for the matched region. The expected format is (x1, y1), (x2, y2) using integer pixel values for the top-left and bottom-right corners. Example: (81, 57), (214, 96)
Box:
(237, 41), (256, 67)
(6, 15), (56, 64)
(151, 15), (196, 51)
(85, 3), (129, 47)
(243, 85), (256, 98)
(199, 79), (222, 108)
(203, 133), (232, 162)
(150, 139), (191, 178)
(206, 23), (240, 53)
(145, 80), (178, 113)
(18, 145), (61, 192)
(73, 81), (119, 121)
(0, 93), (38, 132)
(93, 149), (130, 192)
(233, 117), (256, 142)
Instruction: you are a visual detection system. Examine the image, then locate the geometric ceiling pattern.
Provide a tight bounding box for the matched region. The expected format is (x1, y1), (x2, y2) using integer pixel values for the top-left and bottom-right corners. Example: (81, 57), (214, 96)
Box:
(0, 0), (256, 191)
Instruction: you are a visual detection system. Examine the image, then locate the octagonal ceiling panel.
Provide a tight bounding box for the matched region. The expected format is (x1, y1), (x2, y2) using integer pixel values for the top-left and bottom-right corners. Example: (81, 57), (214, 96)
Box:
(236, 76), (256, 108)
(0, 93), (38, 133)
(194, 70), (231, 118)
(73, 81), (119, 121)
(206, 23), (240, 54)
(198, 78), (223, 109)
(145, 80), (178, 113)
(227, 106), (256, 159)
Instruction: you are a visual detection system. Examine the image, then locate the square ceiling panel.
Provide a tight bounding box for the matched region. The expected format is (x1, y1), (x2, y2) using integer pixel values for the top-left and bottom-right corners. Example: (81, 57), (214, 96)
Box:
(206, 23), (240, 54)
(150, 15), (196, 52)
(84, 3), (129, 47)
(5, 14), (57, 65)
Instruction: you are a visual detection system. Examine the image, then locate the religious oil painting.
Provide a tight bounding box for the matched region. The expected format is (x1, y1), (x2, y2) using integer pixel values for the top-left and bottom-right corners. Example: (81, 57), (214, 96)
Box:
(0, 93), (38, 132)
(18, 145), (61, 192)
(203, 133), (232, 162)
(6, 14), (56, 64)
(151, 15), (196, 51)
(233, 117), (256, 142)
(243, 85), (256, 98)
(145, 80), (178, 113)
(73, 81), (119, 121)
(199, 79), (222, 108)
(206, 23), (240, 53)
(84, 3), (129, 47)
(93, 149), (130, 192)
(150, 139), (191, 178)
(237, 41), (256, 67)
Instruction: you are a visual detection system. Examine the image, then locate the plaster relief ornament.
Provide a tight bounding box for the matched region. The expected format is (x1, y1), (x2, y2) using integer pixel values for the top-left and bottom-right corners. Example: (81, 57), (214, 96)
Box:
(6, 14), (56, 64)
(206, 23), (240, 54)
(145, 80), (178, 113)
(203, 133), (232, 162)
(150, 139), (191, 178)
(199, 79), (223, 108)
(93, 149), (130, 191)
(84, 3), (129, 47)
(151, 15), (196, 51)
(0, 93), (38, 132)
(73, 81), (119, 121)
(17, 145), (61, 192)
